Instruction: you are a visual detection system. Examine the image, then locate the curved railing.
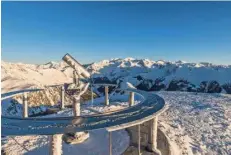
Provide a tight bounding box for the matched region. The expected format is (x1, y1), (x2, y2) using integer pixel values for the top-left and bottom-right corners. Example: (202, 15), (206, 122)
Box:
(1, 84), (165, 136)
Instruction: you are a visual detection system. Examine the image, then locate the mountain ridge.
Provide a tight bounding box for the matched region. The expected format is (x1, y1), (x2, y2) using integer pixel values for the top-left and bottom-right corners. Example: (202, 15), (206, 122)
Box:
(2, 58), (231, 94)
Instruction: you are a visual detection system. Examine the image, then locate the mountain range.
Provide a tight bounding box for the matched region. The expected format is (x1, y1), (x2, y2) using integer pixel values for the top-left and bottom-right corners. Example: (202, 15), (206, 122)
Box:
(2, 58), (231, 94)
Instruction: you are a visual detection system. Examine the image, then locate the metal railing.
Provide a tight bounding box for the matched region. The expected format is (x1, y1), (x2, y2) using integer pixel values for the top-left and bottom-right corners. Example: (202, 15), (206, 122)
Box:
(1, 83), (165, 155)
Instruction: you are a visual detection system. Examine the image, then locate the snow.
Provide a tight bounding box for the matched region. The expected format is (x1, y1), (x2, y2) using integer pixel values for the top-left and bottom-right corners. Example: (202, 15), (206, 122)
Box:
(1, 61), (73, 93)
(2, 130), (129, 155)
(88, 58), (231, 87)
(2, 59), (231, 155)
(157, 91), (231, 155)
(1, 97), (49, 117)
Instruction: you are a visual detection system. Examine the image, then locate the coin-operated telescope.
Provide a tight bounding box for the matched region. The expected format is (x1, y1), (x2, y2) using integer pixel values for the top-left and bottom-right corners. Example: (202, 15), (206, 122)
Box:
(62, 53), (90, 144)
(62, 53), (91, 94)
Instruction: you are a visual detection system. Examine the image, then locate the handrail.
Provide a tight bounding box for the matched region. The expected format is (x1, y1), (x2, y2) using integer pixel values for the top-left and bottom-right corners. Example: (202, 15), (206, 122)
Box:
(1, 89), (43, 100)
(1, 83), (165, 136)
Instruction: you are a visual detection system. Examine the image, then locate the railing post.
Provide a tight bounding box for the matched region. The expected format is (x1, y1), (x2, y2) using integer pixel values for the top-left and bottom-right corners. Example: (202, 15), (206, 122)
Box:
(129, 92), (134, 107)
(23, 92), (28, 118)
(105, 86), (109, 105)
(73, 96), (81, 116)
(147, 117), (161, 155)
(49, 134), (63, 155)
(137, 124), (141, 155)
(109, 132), (112, 155)
(66, 93), (89, 144)
(51, 87), (65, 155)
(61, 85), (65, 109)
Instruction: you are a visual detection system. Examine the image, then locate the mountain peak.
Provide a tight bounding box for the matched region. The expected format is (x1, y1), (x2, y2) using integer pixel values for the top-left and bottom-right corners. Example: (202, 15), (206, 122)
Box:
(175, 60), (187, 64)
(124, 57), (135, 61)
(44, 61), (58, 65)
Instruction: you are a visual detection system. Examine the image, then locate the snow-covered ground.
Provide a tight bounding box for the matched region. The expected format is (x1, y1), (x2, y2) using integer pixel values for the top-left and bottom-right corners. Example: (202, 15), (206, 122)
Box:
(2, 130), (129, 155)
(157, 91), (231, 155)
(2, 92), (231, 155)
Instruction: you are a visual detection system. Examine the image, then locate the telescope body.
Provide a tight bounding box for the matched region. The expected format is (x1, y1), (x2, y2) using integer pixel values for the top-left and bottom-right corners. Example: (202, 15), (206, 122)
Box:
(62, 53), (90, 78)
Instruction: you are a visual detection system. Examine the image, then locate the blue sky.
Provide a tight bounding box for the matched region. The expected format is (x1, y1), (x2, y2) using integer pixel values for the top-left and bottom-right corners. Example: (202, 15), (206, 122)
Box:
(2, 2), (231, 65)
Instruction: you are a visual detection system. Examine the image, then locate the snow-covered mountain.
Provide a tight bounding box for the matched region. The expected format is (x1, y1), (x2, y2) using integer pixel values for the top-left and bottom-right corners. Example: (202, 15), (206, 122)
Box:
(88, 58), (231, 93)
(1, 59), (231, 155)
(1, 61), (72, 93)
(2, 58), (231, 94)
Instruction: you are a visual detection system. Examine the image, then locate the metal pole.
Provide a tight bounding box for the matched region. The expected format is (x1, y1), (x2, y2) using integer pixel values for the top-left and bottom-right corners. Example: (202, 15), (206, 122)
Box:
(129, 92), (134, 107)
(49, 134), (63, 155)
(109, 132), (112, 155)
(70, 87), (89, 144)
(147, 117), (161, 155)
(23, 92), (28, 118)
(105, 86), (109, 105)
(138, 124), (141, 155)
(73, 96), (81, 116)
(148, 117), (157, 150)
(61, 85), (65, 109)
